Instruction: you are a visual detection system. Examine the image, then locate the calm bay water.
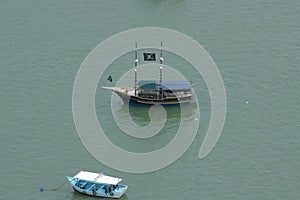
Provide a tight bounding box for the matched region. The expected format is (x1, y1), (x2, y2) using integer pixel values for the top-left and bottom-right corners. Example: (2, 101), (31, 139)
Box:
(1, 1), (299, 199)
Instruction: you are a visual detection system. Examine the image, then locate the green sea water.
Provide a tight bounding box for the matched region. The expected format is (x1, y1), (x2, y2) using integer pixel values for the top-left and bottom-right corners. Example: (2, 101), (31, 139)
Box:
(1, 0), (299, 199)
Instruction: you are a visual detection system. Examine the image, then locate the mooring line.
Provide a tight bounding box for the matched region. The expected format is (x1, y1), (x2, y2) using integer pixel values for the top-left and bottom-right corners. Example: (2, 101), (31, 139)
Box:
(40, 179), (68, 192)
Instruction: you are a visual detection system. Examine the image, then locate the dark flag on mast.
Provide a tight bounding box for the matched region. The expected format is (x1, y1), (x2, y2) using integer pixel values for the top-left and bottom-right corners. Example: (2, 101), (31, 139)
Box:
(143, 53), (156, 61)
(107, 75), (113, 82)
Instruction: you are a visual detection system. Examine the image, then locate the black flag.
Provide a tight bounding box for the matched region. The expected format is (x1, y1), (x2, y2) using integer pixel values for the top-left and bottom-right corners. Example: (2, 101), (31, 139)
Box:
(107, 75), (113, 82)
(143, 53), (156, 61)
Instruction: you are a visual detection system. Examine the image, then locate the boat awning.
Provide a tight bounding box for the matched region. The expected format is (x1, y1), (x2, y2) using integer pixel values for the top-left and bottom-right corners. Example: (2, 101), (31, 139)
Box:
(138, 80), (191, 91)
(74, 171), (122, 185)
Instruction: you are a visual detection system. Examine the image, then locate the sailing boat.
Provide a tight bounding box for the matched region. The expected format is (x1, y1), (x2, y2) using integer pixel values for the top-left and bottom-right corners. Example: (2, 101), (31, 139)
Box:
(102, 42), (193, 106)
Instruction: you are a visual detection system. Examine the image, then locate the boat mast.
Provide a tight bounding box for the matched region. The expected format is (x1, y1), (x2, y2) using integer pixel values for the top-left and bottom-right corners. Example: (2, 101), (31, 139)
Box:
(134, 42), (138, 96)
(159, 41), (163, 99)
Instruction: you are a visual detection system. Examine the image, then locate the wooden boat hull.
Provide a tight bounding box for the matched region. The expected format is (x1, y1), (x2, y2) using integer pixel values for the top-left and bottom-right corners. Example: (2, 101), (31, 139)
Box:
(126, 94), (192, 106)
(105, 87), (193, 106)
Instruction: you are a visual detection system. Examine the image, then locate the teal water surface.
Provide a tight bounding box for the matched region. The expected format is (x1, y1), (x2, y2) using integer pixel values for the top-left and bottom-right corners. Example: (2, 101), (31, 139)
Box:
(1, 1), (299, 199)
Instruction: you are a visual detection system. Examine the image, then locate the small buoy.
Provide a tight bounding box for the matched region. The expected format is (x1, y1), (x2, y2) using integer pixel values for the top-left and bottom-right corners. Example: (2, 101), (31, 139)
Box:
(245, 101), (249, 104)
(39, 187), (44, 192)
(195, 118), (198, 121)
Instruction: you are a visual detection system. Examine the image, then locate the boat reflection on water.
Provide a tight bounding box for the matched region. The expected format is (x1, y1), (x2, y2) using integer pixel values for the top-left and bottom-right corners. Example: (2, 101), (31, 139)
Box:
(112, 98), (199, 134)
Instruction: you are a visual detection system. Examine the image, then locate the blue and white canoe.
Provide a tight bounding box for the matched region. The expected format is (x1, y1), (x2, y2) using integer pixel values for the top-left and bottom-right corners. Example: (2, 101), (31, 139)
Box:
(66, 171), (128, 198)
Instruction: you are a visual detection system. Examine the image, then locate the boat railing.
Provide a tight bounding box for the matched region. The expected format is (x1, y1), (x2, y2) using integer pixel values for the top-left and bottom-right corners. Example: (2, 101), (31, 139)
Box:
(87, 184), (96, 191)
(79, 181), (88, 189)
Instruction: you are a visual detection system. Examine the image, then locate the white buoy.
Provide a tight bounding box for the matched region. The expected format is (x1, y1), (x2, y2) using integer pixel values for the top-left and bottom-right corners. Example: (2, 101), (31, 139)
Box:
(245, 101), (249, 104)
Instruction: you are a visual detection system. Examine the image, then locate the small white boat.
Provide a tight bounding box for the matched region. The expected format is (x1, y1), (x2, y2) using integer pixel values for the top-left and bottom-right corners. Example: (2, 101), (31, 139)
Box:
(66, 171), (128, 198)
